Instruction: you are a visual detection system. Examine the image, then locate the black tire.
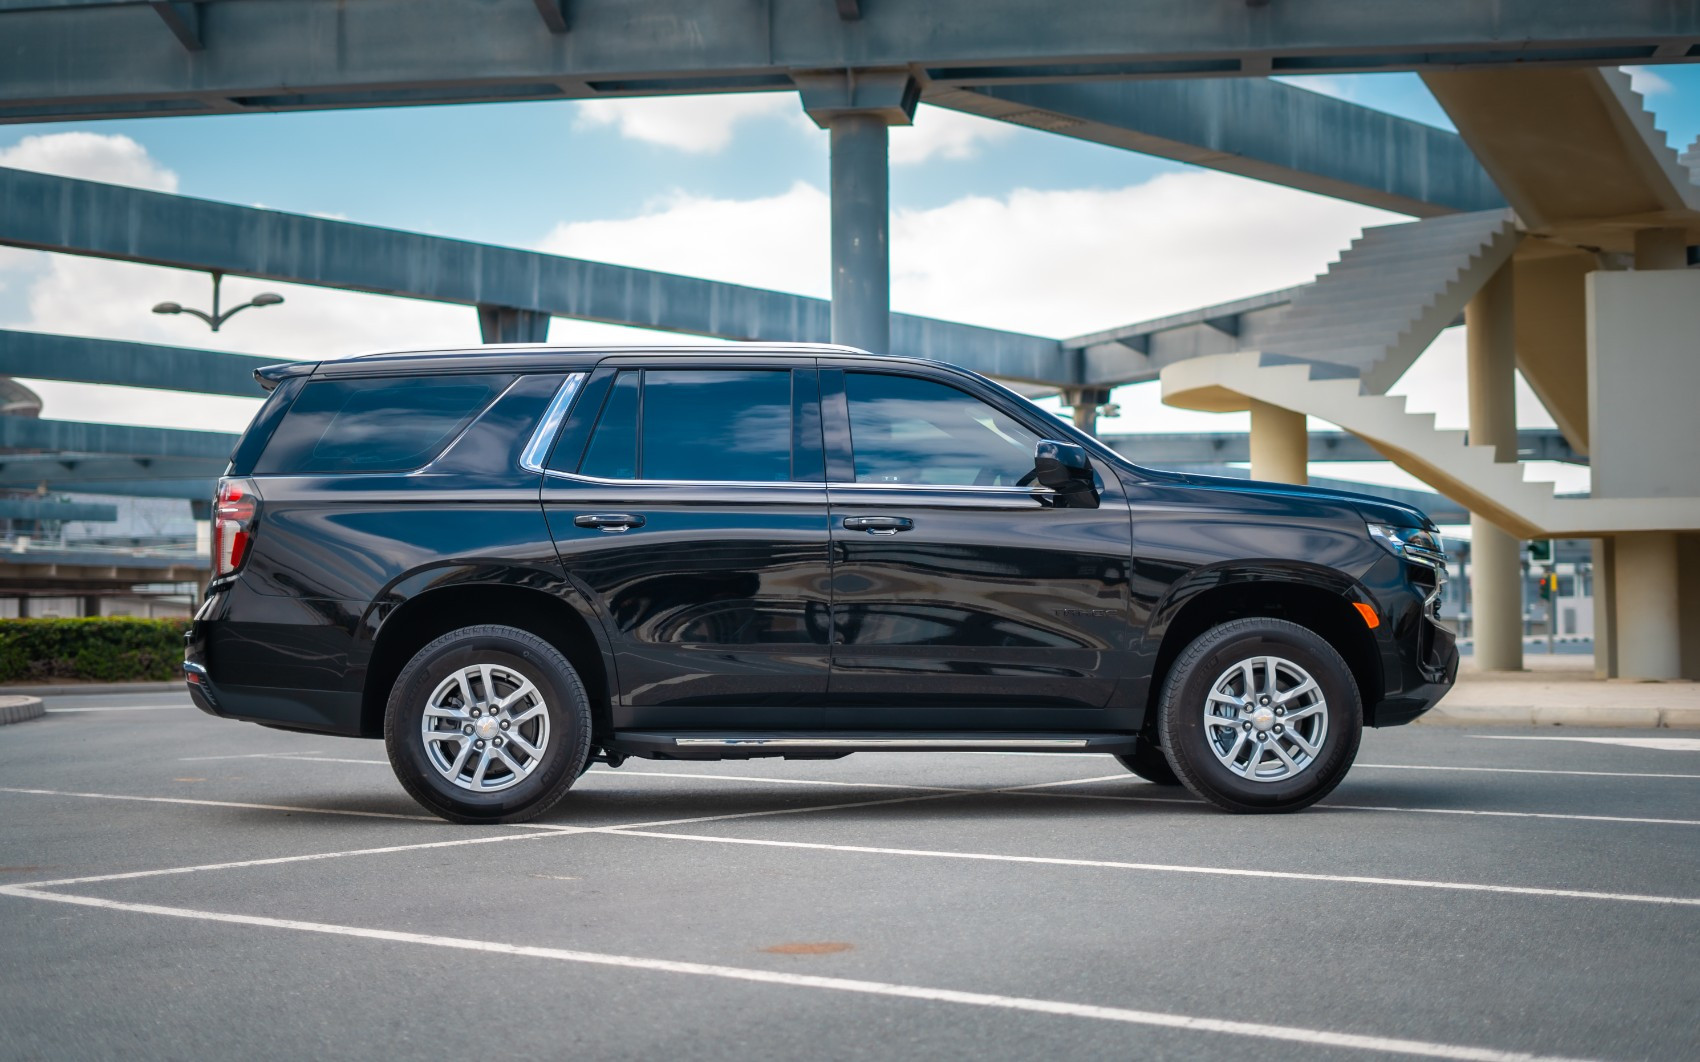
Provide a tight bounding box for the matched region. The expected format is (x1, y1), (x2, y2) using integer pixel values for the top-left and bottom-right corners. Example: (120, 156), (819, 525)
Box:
(1158, 617), (1362, 814)
(1114, 739), (1181, 786)
(384, 624), (591, 824)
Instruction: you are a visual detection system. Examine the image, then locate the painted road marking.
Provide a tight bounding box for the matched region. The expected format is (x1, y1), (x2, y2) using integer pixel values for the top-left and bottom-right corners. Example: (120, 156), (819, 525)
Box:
(1474, 736), (1700, 752)
(603, 830), (1700, 909)
(44, 705), (193, 713)
(1357, 763), (1700, 781)
(0, 884), (1596, 1062)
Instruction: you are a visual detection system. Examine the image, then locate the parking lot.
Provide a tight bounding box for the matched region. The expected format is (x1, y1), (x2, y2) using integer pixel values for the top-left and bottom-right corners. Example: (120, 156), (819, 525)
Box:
(2, 691), (1697, 1062)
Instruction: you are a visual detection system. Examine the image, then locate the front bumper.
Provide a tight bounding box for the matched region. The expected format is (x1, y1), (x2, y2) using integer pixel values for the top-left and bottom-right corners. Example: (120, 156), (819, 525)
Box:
(1364, 551), (1460, 727)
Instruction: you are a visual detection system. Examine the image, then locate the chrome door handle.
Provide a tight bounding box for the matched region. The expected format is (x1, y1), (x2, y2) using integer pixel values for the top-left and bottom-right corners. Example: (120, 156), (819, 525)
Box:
(574, 513), (646, 532)
(842, 515), (914, 535)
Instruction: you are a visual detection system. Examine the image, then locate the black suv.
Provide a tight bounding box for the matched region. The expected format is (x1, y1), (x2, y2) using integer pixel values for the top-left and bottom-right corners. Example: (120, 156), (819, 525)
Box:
(185, 344), (1456, 823)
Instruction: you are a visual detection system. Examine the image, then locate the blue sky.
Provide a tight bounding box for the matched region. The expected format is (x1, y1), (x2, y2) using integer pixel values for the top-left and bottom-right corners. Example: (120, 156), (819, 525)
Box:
(2, 67), (1698, 503)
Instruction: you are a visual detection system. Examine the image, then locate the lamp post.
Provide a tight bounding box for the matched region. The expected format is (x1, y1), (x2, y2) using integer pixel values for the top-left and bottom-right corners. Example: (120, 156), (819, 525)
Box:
(152, 271), (284, 332)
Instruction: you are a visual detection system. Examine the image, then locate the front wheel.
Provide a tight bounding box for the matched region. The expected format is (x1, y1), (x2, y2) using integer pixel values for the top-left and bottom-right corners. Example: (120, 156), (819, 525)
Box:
(1158, 618), (1362, 813)
(384, 624), (591, 824)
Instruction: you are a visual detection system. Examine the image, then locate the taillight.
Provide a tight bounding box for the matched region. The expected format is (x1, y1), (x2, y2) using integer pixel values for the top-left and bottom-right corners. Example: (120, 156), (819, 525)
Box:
(211, 477), (259, 579)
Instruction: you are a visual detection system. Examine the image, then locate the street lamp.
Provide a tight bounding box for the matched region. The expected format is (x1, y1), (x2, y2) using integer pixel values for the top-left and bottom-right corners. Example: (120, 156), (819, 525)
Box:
(152, 271), (284, 332)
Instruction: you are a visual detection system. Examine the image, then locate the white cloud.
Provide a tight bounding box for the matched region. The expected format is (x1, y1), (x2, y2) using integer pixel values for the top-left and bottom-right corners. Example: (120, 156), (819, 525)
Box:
(572, 93), (803, 153)
(890, 106), (1015, 165)
(0, 131), (178, 192)
(1622, 65), (1675, 97)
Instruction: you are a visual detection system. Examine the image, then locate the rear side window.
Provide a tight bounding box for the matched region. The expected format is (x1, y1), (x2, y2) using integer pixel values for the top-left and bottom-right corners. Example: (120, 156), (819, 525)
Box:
(255, 374), (513, 475)
(577, 369), (795, 482)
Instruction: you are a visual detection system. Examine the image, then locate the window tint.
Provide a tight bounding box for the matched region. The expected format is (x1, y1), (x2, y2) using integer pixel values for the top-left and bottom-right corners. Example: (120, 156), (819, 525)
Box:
(255, 374), (511, 475)
(643, 370), (792, 482)
(578, 371), (638, 479)
(577, 369), (795, 482)
(844, 373), (1039, 487)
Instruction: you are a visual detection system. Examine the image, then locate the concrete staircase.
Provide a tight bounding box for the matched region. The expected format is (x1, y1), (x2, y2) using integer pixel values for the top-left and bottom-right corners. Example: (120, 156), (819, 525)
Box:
(1162, 351), (1700, 538)
(1254, 208), (1520, 394)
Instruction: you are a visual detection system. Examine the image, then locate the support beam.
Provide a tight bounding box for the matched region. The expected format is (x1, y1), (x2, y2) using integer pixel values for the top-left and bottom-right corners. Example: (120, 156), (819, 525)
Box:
(939, 79), (1504, 217)
(1062, 388), (1111, 437)
(0, 499), (117, 522)
(1465, 262), (1522, 671)
(0, 329), (275, 397)
(530, 0), (568, 34)
(5, 1), (1700, 123)
(476, 306), (552, 344)
(1102, 428), (1583, 467)
(0, 417), (235, 460)
(146, 1), (200, 51)
(1617, 532), (1682, 678)
(1248, 401), (1307, 484)
(0, 167), (1067, 385)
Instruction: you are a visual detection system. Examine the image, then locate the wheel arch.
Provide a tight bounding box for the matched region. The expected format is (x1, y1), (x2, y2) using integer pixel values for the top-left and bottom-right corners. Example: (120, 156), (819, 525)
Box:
(1141, 563), (1382, 735)
(359, 573), (616, 741)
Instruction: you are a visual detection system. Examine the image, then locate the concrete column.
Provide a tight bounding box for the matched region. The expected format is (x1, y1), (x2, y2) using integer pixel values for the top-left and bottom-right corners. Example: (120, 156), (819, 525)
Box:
(1248, 401), (1307, 484)
(1465, 262), (1523, 671)
(828, 114), (891, 354)
(1617, 532), (1682, 679)
(477, 305), (551, 344)
(1592, 538), (1618, 678)
(1062, 387), (1110, 437)
(1606, 229), (1690, 679)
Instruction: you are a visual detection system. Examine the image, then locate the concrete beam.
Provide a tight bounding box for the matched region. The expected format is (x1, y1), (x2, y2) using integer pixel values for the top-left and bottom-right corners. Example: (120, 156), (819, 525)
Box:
(0, 417), (235, 461)
(1103, 429), (1582, 466)
(0, 498), (118, 521)
(0, 167), (1069, 386)
(3, 1), (1699, 122)
(938, 79), (1504, 218)
(0, 329), (275, 397)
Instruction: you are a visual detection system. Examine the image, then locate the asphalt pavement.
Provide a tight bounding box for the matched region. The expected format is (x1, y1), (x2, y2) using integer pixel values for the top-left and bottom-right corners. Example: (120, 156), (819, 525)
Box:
(2, 690), (1697, 1062)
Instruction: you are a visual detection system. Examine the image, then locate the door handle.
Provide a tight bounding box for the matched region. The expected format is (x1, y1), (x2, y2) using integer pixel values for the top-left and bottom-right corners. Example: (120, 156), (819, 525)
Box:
(842, 515), (914, 535)
(574, 513), (646, 532)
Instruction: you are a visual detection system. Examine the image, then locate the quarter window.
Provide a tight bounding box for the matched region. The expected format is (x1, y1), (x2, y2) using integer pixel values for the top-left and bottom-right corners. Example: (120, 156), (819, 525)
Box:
(844, 372), (1039, 487)
(255, 374), (512, 475)
(578, 369), (795, 482)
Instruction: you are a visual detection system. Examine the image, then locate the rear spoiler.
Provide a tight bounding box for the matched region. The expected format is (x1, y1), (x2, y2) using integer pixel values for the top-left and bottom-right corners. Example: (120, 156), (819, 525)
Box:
(254, 362), (317, 392)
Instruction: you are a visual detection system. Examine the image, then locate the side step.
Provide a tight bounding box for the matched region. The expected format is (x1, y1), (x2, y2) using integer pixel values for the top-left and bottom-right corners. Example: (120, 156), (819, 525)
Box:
(608, 731), (1138, 761)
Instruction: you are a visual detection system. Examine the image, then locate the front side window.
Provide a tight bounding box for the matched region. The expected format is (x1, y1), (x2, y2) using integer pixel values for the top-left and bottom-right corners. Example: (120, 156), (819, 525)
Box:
(255, 373), (512, 475)
(844, 372), (1038, 486)
(577, 369), (794, 482)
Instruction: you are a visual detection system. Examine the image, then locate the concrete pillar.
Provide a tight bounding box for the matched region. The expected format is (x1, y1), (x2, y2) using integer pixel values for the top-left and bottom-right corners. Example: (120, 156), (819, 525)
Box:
(1593, 538), (1618, 678)
(1465, 263), (1523, 671)
(1248, 401), (1307, 484)
(1605, 229), (1691, 679)
(1062, 387), (1110, 437)
(1617, 532), (1682, 679)
(477, 305), (551, 344)
(797, 69), (917, 357)
(828, 114), (891, 354)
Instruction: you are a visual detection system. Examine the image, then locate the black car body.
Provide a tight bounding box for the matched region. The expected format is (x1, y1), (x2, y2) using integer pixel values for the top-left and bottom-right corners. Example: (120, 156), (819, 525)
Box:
(186, 344), (1456, 821)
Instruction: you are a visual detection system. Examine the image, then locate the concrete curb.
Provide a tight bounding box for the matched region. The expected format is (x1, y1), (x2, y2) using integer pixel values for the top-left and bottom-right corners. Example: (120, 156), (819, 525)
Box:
(1417, 705), (1700, 729)
(0, 681), (182, 697)
(0, 696), (45, 726)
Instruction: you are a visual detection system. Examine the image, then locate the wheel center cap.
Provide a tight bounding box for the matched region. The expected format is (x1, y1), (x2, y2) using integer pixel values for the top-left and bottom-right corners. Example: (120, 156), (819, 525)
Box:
(1251, 707), (1276, 732)
(475, 717), (499, 740)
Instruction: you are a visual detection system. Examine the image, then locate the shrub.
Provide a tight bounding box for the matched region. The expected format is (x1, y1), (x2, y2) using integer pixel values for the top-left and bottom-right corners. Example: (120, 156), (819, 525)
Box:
(0, 618), (190, 683)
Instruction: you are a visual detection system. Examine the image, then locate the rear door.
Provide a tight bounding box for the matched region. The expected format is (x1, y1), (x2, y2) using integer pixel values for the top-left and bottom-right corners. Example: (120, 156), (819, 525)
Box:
(541, 357), (832, 729)
(822, 365), (1136, 726)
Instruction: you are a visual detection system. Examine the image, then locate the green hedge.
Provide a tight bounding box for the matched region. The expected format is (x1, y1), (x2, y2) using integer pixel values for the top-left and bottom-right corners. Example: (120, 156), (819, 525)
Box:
(0, 618), (191, 683)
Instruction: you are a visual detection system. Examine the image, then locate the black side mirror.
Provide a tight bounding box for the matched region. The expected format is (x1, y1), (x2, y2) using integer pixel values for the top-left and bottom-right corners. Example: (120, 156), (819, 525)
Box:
(1033, 439), (1099, 507)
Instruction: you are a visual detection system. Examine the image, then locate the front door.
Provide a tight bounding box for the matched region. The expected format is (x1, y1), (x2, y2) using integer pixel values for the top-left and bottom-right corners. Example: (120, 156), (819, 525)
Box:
(822, 367), (1136, 727)
(542, 359), (832, 728)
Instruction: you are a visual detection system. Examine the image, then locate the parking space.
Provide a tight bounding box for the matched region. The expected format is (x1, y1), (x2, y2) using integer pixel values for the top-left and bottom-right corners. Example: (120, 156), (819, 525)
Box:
(3, 692), (1698, 1061)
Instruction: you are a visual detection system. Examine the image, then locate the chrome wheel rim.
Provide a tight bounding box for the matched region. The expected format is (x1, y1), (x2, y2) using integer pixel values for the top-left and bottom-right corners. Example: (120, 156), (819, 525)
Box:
(421, 664), (550, 793)
(1201, 655), (1328, 783)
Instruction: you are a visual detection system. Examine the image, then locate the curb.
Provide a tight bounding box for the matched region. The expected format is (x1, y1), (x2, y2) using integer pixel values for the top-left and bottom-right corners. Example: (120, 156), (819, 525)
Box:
(0, 696), (45, 726)
(0, 681), (182, 697)
(1417, 705), (1700, 729)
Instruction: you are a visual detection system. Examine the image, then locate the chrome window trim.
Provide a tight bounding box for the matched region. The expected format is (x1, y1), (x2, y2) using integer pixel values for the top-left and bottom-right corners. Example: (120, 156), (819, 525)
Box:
(518, 372), (588, 474)
(826, 481), (1057, 495)
(540, 468), (824, 489)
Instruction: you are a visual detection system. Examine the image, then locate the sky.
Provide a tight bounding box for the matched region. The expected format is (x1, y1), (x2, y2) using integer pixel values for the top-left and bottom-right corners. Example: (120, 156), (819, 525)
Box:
(4, 66), (1700, 506)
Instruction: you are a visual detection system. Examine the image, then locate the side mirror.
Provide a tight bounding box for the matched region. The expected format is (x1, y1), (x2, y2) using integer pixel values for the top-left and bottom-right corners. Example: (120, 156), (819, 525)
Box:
(1033, 439), (1098, 507)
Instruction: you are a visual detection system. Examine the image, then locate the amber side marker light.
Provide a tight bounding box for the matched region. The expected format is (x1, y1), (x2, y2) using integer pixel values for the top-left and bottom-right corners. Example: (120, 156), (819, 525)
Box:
(1353, 602), (1381, 629)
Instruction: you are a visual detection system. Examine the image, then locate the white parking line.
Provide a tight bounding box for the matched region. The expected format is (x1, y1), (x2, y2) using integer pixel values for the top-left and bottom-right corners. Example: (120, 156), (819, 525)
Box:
(178, 751), (331, 762)
(1474, 736), (1700, 752)
(44, 705), (192, 713)
(0, 787), (440, 822)
(0, 885), (1594, 1062)
(600, 829), (1700, 909)
(1357, 763), (1700, 781)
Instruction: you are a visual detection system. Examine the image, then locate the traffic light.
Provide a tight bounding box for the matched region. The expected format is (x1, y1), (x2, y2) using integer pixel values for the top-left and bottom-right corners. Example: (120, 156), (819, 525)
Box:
(1539, 573), (1559, 600)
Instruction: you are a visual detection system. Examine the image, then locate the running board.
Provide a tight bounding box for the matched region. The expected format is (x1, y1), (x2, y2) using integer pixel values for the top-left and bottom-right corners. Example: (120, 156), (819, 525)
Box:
(608, 731), (1138, 760)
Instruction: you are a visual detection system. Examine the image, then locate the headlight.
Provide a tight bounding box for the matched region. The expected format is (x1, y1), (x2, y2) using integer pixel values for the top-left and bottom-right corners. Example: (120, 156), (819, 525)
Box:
(1367, 523), (1446, 567)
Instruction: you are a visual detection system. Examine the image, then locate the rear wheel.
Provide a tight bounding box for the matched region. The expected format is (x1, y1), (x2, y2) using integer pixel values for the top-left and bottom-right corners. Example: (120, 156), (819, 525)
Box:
(1113, 740), (1181, 786)
(1158, 617), (1362, 813)
(384, 624), (591, 824)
